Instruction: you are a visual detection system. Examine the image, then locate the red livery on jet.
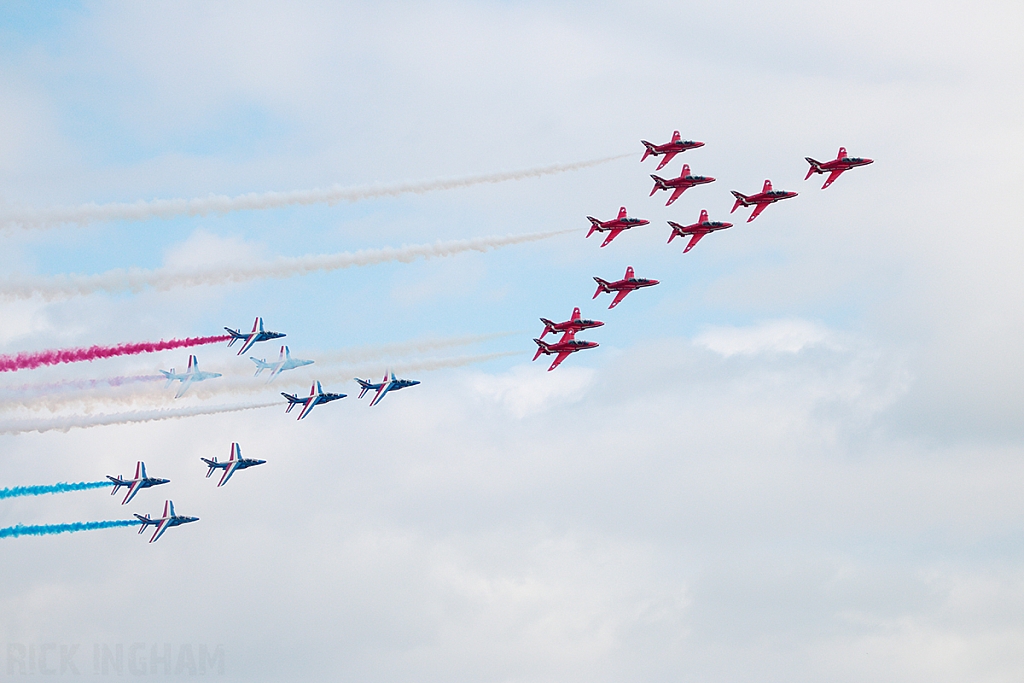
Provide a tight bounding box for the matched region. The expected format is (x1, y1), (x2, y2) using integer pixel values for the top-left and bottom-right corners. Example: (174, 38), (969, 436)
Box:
(586, 207), (649, 247)
(593, 266), (660, 309)
(650, 164), (716, 206)
(667, 210), (734, 253)
(640, 131), (705, 170)
(539, 307), (604, 340)
(730, 179), (798, 222)
(804, 147), (873, 189)
(532, 332), (599, 372)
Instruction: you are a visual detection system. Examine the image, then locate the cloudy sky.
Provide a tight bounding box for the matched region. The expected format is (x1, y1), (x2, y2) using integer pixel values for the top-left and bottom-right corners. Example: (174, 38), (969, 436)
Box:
(1, 1), (1023, 681)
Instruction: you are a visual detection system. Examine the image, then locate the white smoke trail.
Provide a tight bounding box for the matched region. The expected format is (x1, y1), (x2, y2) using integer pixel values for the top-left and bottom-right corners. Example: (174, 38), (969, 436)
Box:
(0, 155), (631, 231)
(0, 401), (278, 435)
(0, 333), (515, 410)
(183, 351), (527, 401)
(0, 351), (526, 413)
(0, 231), (573, 301)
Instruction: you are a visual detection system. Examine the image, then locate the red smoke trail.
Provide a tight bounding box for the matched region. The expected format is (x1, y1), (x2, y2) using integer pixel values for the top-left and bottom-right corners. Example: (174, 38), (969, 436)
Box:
(0, 335), (230, 373)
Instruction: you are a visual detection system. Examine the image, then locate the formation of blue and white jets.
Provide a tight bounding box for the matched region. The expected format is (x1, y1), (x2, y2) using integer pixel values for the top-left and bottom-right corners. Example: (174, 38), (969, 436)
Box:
(105, 443), (264, 542)
(119, 318), (424, 541)
(162, 318), (420, 415)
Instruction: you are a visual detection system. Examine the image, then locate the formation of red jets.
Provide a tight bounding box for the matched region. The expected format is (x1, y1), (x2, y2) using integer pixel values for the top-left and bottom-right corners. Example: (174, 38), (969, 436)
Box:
(533, 133), (873, 371)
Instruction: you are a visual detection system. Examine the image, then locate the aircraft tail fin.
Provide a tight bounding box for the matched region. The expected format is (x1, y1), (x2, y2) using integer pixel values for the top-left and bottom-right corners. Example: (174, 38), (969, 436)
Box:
(666, 222), (680, 243)
(592, 277), (609, 299)
(134, 513), (150, 532)
(804, 157), (822, 179)
(161, 370), (174, 388)
(640, 140), (656, 161)
(354, 378), (374, 399)
(281, 393), (299, 412)
(649, 175), (664, 196)
(585, 216), (601, 238)
(250, 357), (269, 376)
(224, 328), (240, 346)
(532, 339), (551, 361)
(730, 191), (748, 213)
(538, 318), (556, 339)
(201, 457), (217, 478)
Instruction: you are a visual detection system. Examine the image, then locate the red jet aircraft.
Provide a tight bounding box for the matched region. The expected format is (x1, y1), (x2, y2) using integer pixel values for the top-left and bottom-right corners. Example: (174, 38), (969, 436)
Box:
(539, 307), (604, 340)
(532, 333), (599, 372)
(667, 209), (734, 253)
(586, 206), (650, 247)
(649, 164), (716, 206)
(640, 131), (705, 170)
(804, 146), (874, 189)
(730, 179), (798, 222)
(593, 266), (660, 309)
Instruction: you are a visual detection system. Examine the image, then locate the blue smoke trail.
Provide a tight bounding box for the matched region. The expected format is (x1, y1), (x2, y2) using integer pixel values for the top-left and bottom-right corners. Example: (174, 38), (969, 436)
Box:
(0, 519), (141, 539)
(0, 481), (112, 500)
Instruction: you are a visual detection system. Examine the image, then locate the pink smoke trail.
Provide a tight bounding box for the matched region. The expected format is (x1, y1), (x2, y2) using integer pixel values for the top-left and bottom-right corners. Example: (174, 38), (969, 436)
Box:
(0, 335), (230, 373)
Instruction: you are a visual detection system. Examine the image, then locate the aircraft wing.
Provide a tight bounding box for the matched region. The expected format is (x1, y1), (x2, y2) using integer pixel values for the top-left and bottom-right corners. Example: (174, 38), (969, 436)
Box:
(822, 169), (845, 189)
(369, 384), (392, 407)
(747, 202), (769, 222)
(149, 517), (172, 543)
(609, 289), (631, 309)
(237, 334), (259, 355)
(547, 350), (571, 371)
(122, 479), (144, 505)
(297, 397), (318, 420)
(174, 376), (195, 399)
(656, 151), (677, 170)
(600, 229), (624, 248)
(557, 329), (576, 343)
(682, 232), (706, 253)
(218, 461), (239, 487)
(666, 187), (686, 206)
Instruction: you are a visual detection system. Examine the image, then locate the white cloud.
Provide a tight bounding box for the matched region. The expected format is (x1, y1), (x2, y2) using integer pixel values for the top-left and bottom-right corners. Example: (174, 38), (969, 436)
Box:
(468, 362), (595, 418)
(694, 319), (837, 357)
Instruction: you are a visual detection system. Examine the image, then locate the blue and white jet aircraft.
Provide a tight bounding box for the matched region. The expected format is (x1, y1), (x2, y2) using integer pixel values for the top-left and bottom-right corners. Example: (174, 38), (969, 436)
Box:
(107, 461), (170, 505)
(159, 355), (222, 398)
(250, 346), (314, 381)
(224, 317), (286, 355)
(282, 381), (346, 420)
(201, 443), (266, 487)
(134, 500), (199, 543)
(355, 371), (421, 407)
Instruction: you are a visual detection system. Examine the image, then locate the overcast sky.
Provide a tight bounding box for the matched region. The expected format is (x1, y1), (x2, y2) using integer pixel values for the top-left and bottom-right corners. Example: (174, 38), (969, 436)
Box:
(1, 2), (1023, 682)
